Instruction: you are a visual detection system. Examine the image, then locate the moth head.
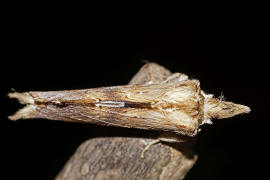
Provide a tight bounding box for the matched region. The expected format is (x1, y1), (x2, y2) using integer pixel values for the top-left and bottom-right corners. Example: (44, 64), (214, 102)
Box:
(204, 96), (250, 123)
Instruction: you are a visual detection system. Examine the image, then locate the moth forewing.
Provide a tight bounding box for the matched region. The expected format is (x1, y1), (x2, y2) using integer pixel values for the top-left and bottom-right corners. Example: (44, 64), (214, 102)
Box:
(9, 79), (204, 136)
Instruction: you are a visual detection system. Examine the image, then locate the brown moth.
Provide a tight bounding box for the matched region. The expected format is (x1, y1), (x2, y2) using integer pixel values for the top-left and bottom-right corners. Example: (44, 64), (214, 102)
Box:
(9, 63), (250, 139)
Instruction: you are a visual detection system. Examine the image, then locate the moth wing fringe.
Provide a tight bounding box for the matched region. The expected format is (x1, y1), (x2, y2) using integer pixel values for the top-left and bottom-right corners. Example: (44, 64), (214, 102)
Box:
(8, 92), (37, 120)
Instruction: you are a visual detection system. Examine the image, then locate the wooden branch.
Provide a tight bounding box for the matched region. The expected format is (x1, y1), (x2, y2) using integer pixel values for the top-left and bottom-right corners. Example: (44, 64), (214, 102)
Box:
(56, 137), (197, 180)
(55, 63), (197, 179)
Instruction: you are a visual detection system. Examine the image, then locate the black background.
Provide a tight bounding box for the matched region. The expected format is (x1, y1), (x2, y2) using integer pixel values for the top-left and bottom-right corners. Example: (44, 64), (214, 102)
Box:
(1, 7), (269, 179)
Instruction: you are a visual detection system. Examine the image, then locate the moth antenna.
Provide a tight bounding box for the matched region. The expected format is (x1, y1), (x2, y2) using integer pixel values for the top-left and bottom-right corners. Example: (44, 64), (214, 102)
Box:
(8, 92), (37, 121)
(204, 97), (250, 121)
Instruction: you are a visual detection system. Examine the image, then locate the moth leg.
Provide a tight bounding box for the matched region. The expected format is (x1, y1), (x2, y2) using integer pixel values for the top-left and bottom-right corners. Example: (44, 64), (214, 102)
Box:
(141, 139), (161, 158)
(141, 132), (184, 158)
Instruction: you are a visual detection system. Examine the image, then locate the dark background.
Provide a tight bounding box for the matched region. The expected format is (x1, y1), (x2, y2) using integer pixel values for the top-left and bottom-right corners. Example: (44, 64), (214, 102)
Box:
(1, 7), (269, 179)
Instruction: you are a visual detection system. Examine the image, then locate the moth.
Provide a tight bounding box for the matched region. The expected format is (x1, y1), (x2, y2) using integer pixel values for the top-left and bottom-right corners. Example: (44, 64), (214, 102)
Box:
(9, 63), (250, 156)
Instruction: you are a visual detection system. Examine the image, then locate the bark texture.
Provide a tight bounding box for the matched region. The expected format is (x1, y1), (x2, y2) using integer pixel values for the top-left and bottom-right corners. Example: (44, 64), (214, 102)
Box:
(56, 63), (198, 180)
(56, 137), (197, 180)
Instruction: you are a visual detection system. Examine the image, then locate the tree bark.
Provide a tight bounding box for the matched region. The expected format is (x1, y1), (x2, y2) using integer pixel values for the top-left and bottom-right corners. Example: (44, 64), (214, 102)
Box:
(56, 137), (197, 180)
(56, 63), (198, 180)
